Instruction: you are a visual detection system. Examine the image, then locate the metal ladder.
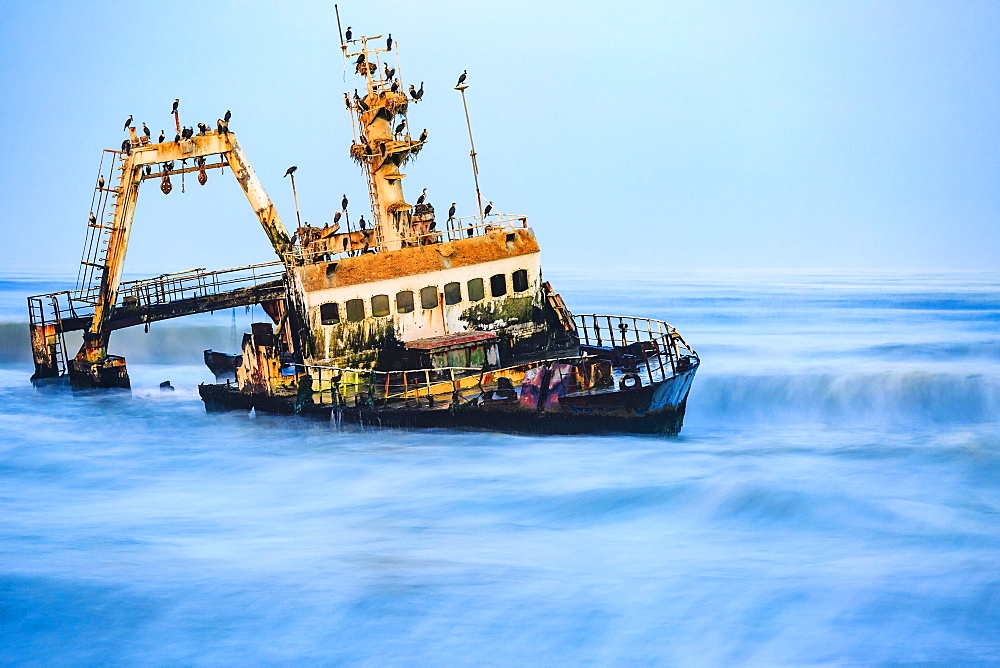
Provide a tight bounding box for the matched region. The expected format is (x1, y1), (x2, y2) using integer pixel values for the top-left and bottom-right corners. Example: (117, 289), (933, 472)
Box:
(77, 149), (127, 303)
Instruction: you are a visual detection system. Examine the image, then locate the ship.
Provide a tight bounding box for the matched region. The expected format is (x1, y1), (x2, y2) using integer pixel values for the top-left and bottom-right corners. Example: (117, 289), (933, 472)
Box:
(26, 25), (699, 436)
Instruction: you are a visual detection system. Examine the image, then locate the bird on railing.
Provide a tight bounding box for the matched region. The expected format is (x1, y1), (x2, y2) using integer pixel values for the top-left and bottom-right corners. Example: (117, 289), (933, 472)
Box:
(345, 26), (352, 41)
(384, 64), (395, 80)
(448, 203), (456, 220)
(98, 175), (104, 189)
(414, 82), (424, 100)
(390, 79), (400, 93)
(484, 201), (493, 217)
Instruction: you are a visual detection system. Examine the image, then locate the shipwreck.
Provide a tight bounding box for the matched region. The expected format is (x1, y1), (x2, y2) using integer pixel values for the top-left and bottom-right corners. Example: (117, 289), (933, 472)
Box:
(27, 24), (699, 435)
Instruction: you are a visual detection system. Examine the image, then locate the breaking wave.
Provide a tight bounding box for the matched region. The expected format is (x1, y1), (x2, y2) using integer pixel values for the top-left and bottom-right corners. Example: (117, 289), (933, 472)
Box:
(687, 369), (1000, 426)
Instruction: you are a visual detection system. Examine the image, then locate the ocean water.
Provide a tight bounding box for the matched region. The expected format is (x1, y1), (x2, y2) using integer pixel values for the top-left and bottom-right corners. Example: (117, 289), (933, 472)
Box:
(1, 270), (998, 665)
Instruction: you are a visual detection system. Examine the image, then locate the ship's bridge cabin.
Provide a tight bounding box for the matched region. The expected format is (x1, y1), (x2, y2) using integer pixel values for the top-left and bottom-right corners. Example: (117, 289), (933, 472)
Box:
(285, 213), (577, 370)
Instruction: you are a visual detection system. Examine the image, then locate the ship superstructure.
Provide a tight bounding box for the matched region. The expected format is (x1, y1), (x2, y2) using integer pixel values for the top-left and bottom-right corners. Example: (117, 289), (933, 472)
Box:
(27, 25), (699, 435)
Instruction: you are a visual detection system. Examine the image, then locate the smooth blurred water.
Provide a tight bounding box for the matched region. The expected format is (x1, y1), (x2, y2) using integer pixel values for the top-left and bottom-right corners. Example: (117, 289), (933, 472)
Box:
(2, 270), (999, 665)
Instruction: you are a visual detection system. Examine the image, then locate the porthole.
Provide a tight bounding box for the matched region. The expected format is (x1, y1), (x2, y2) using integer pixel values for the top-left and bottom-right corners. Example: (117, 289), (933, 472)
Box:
(420, 286), (438, 309)
(320, 302), (340, 325)
(444, 282), (462, 305)
(371, 294), (390, 317)
(490, 273), (507, 297)
(467, 278), (485, 302)
(346, 298), (365, 322)
(512, 269), (529, 292)
(396, 290), (414, 314)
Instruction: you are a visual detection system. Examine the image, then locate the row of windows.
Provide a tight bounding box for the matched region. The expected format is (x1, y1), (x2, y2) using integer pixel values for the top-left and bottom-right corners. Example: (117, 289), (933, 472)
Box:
(320, 269), (530, 324)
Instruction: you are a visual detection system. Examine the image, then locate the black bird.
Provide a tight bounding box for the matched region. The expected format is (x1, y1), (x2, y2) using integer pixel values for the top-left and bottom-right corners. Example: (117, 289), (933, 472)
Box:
(384, 64), (395, 80)
(467, 226), (474, 237)
(197, 122), (207, 135)
(171, 99), (179, 114)
(363, 144), (373, 156)
(333, 211), (342, 224)
(358, 215), (366, 229)
(224, 109), (232, 122)
(158, 130), (165, 143)
(390, 79), (400, 93)
(386, 33), (393, 51)
(409, 84), (417, 99)
(284, 165), (297, 177)
(457, 70), (468, 86)
(174, 132), (181, 142)
(89, 212), (97, 226)
(345, 26), (352, 41)
(357, 96), (370, 112)
(98, 176), (105, 189)
(342, 195), (349, 210)
(344, 93), (352, 109)
(217, 119), (224, 134)
(355, 53), (365, 65)
(418, 128), (428, 143)
(121, 139), (131, 154)
(414, 82), (424, 100)
(416, 188), (427, 205)
(395, 120), (406, 135)
(144, 165), (152, 176)
(142, 123), (150, 139)
(123, 115), (133, 131)
(484, 201), (493, 216)
(448, 203), (456, 219)
(221, 119), (229, 135)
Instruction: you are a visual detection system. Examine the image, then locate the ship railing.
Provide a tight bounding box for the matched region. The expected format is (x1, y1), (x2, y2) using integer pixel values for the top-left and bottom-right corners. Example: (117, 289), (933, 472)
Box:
(290, 351), (599, 408)
(572, 314), (699, 379)
(285, 213), (529, 264)
(28, 261), (286, 329)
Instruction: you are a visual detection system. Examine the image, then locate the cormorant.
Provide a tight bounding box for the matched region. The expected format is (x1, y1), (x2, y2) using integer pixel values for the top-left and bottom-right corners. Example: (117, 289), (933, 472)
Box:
(345, 26), (352, 41)
(409, 84), (417, 99)
(395, 120), (406, 135)
(390, 79), (399, 93)
(344, 93), (352, 109)
(89, 212), (96, 226)
(142, 123), (150, 139)
(358, 215), (366, 229)
(123, 115), (133, 131)
(217, 119), (224, 134)
(357, 97), (370, 112)
(386, 33), (393, 51)
(121, 139), (130, 152)
(171, 99), (179, 114)
(342, 195), (349, 210)
(416, 188), (427, 205)
(158, 130), (165, 143)
(418, 128), (428, 143)
(448, 203), (456, 219)
(98, 176), (104, 189)
(355, 53), (365, 65)
(484, 201), (493, 216)
(224, 109), (231, 122)
(456, 70), (468, 86)
(384, 64), (395, 80)
(174, 133), (181, 142)
(333, 211), (342, 224)
(415, 82), (424, 100)
(284, 166), (297, 177)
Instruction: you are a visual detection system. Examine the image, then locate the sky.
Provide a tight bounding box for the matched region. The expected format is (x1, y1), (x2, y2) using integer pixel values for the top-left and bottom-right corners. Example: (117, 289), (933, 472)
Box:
(0, 0), (997, 276)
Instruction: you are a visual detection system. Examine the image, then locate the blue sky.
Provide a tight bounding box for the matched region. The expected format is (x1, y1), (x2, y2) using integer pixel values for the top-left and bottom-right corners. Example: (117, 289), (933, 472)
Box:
(1, 0), (997, 275)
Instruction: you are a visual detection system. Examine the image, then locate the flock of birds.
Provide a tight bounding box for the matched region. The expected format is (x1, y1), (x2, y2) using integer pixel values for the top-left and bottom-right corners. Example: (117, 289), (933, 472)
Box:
(120, 100), (231, 155)
(112, 29), (492, 242)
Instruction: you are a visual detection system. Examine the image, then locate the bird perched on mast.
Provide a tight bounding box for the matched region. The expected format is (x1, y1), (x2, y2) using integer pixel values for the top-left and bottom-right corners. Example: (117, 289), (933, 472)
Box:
(284, 166), (297, 178)
(123, 115), (133, 131)
(342, 194), (349, 211)
(171, 99), (179, 114)
(390, 79), (400, 93)
(484, 201), (494, 217)
(416, 188), (427, 205)
(142, 123), (150, 139)
(345, 26), (352, 41)
(418, 128), (428, 143)
(456, 70), (468, 86)
(386, 33), (393, 51)
(98, 175), (104, 189)
(384, 64), (395, 80)
(158, 130), (165, 143)
(224, 109), (231, 122)
(414, 82), (424, 100)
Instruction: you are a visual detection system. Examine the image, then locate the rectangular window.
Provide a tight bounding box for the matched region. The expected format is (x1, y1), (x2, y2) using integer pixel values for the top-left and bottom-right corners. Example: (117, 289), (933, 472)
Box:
(444, 282), (462, 305)
(396, 290), (414, 314)
(346, 298), (365, 322)
(467, 278), (484, 302)
(320, 302), (340, 325)
(512, 269), (529, 292)
(490, 273), (507, 297)
(420, 286), (438, 309)
(371, 294), (390, 317)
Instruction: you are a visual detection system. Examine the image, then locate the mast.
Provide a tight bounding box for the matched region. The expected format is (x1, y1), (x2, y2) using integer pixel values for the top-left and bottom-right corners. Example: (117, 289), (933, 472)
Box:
(343, 34), (422, 252)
